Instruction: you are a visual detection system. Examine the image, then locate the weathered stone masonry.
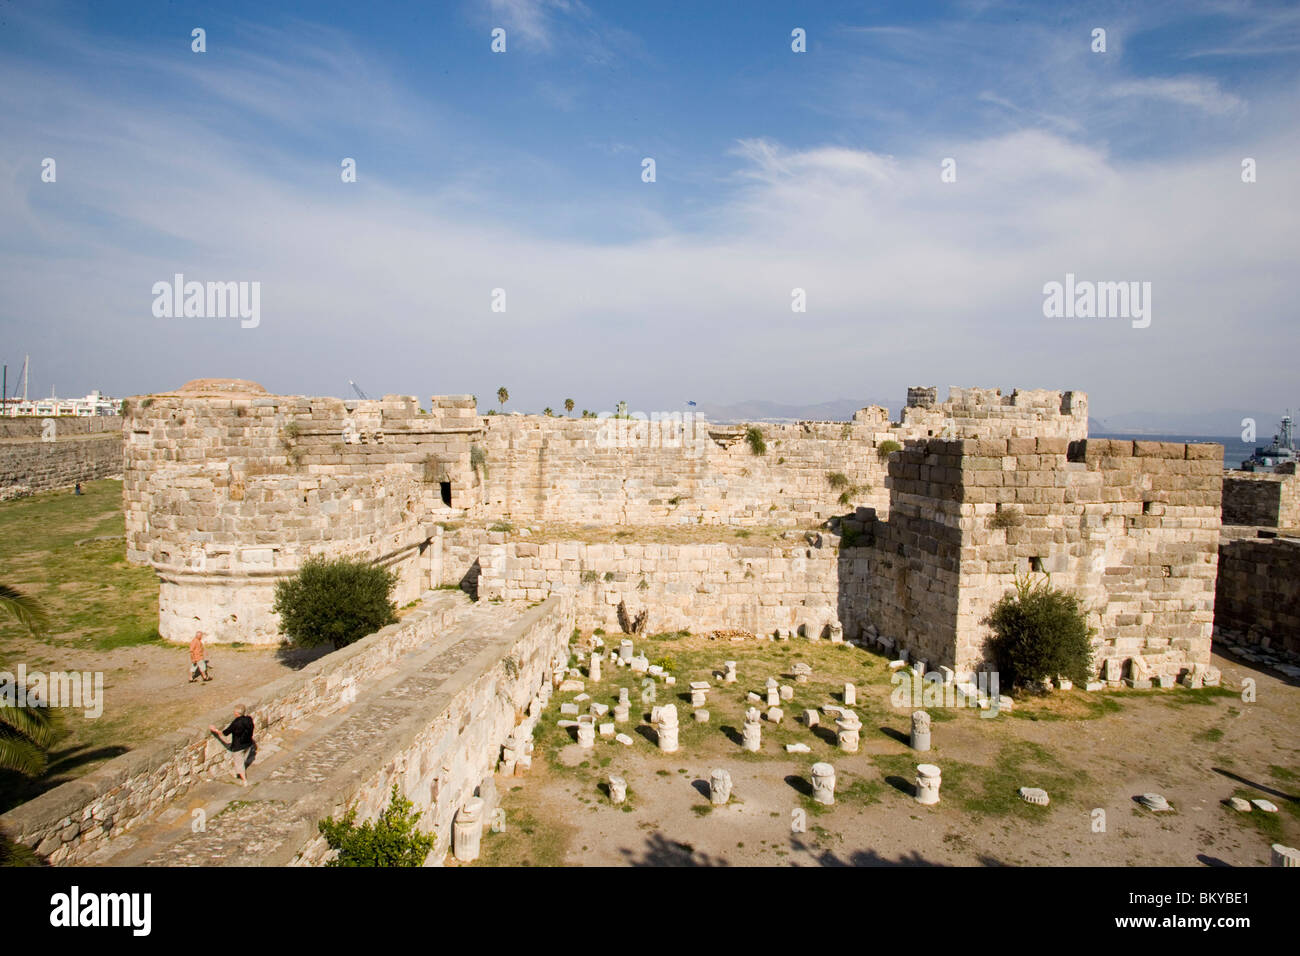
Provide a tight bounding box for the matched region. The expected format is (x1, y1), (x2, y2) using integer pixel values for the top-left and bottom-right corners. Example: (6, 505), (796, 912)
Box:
(0, 418), (121, 500)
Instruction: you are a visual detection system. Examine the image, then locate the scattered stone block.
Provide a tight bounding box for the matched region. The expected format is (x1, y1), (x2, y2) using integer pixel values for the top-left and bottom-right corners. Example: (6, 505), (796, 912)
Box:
(911, 711), (931, 752)
(694, 709), (709, 723)
(1019, 787), (1050, 806)
(599, 722), (615, 737)
(802, 709), (819, 728)
(915, 764), (941, 805)
(779, 685), (794, 701)
(709, 769), (733, 805)
(1272, 844), (1300, 867)
(615, 733), (634, 746)
(766, 706), (784, 724)
(558, 680), (584, 694)
(560, 703), (579, 716)
(1252, 799), (1279, 813)
(811, 763), (836, 805)
(608, 776), (626, 803)
(785, 743), (811, 753)
(742, 707), (762, 751)
(1138, 793), (1172, 812)
(1227, 797), (1252, 812)
(453, 799), (484, 862)
(836, 711), (861, 753)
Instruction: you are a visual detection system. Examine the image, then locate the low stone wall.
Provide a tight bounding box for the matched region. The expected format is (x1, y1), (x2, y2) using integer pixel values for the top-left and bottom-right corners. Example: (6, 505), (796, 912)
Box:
(1215, 532), (1300, 655)
(0, 432), (122, 500)
(289, 594), (574, 865)
(0, 592), (468, 865)
(475, 537), (862, 638)
(0, 416), (120, 439)
(1222, 471), (1300, 529)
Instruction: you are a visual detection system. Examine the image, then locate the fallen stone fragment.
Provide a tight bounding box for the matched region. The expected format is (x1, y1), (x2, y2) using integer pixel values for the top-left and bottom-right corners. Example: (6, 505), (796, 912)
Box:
(1227, 797), (1252, 812)
(1138, 793), (1172, 812)
(1019, 787), (1050, 806)
(1252, 798), (1279, 813)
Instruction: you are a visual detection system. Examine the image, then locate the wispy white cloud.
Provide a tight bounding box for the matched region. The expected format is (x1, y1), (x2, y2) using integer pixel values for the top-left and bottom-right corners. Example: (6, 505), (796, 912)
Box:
(0, 6), (1296, 424)
(1108, 76), (1246, 115)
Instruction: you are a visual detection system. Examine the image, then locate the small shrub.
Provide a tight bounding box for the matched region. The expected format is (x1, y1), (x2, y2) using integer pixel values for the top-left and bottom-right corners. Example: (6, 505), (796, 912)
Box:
(318, 784), (436, 867)
(488, 521), (513, 533)
(990, 507), (1025, 530)
(470, 444), (488, 479)
(876, 440), (901, 460)
(984, 573), (1094, 692)
(273, 555), (399, 649)
(744, 426), (766, 455)
(667, 495), (682, 506)
(653, 656), (676, 672)
(580, 570), (599, 584)
(826, 472), (850, 490)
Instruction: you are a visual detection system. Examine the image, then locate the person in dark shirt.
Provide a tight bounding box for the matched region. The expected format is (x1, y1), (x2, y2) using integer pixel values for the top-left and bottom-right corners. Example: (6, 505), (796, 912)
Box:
(209, 704), (255, 786)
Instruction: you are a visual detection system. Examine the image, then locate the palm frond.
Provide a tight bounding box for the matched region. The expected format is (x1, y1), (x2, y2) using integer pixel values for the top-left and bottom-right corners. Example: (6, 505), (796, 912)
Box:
(0, 584), (50, 638)
(0, 703), (58, 750)
(0, 734), (49, 777)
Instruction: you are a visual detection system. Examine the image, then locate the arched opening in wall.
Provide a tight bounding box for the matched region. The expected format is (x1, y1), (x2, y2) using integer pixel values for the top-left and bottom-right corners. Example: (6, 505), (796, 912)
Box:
(440, 482), (452, 507)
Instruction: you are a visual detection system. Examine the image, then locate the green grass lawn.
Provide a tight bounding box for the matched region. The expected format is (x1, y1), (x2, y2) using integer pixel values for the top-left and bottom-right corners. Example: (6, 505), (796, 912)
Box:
(0, 479), (159, 654)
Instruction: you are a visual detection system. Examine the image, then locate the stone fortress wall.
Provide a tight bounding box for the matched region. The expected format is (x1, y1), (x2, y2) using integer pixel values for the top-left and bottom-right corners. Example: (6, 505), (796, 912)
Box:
(0, 416), (122, 500)
(123, 382), (477, 643)
(123, 378), (1221, 686)
(886, 436), (1222, 679)
(1216, 465), (1300, 656)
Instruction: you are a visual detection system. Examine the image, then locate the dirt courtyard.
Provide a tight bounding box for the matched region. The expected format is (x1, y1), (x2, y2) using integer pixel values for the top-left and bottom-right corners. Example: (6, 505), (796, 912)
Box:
(475, 634), (1299, 867)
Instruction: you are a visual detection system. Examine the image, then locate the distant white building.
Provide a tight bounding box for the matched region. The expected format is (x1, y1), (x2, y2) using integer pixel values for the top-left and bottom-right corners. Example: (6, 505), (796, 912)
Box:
(1, 390), (119, 417)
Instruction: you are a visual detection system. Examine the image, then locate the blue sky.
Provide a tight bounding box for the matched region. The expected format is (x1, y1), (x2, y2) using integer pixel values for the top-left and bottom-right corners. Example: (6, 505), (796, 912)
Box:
(1, 0), (1297, 427)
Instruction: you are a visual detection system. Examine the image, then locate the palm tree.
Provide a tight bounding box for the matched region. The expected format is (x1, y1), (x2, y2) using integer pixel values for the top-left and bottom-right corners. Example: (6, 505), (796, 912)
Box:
(564, 399), (575, 416)
(543, 407), (554, 417)
(1, 584), (57, 777)
(496, 387), (509, 410)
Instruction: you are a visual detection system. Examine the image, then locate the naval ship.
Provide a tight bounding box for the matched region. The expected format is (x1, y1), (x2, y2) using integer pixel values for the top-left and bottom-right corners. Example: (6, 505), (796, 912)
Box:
(1240, 413), (1297, 472)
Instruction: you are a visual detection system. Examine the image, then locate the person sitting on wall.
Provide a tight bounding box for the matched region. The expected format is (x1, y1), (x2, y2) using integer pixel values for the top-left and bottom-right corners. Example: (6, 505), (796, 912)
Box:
(189, 631), (212, 683)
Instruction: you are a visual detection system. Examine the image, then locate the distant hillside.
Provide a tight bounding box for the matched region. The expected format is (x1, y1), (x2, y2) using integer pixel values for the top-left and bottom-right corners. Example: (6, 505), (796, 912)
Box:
(1088, 409), (1260, 437)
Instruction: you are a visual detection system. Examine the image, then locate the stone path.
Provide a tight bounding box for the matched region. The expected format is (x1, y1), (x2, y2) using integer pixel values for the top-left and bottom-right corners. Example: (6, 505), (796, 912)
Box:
(87, 598), (533, 867)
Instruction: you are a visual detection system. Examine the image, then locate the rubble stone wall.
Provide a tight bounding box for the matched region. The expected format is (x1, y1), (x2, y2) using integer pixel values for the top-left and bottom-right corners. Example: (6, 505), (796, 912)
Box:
(1215, 533), (1300, 655)
(0, 592), (470, 865)
(1222, 471), (1300, 529)
(0, 432), (121, 500)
